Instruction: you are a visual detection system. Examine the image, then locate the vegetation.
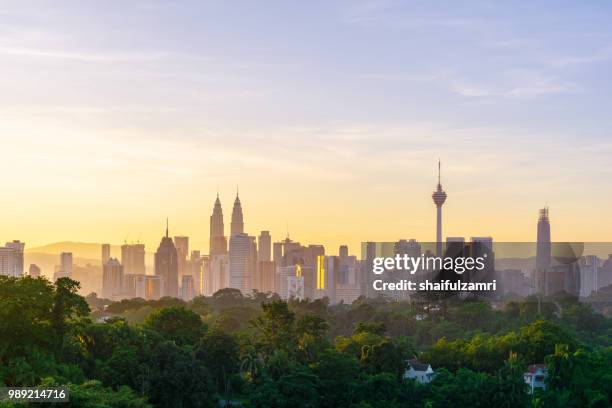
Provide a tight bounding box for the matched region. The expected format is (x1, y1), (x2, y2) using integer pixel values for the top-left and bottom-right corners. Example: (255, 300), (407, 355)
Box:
(1, 276), (611, 407)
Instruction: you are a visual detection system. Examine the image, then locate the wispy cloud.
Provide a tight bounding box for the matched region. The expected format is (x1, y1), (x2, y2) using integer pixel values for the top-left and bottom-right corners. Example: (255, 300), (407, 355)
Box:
(353, 71), (447, 82)
(544, 46), (612, 67)
(450, 70), (576, 98)
(0, 45), (183, 63)
(341, 0), (485, 30)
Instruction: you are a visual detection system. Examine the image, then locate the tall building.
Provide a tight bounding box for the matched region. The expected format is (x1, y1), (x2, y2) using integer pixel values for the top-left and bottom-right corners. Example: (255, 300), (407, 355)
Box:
(124, 273), (146, 298)
(432, 160), (447, 256)
(54, 252), (73, 280)
(230, 192), (244, 237)
(121, 243), (146, 275)
(257, 260), (276, 293)
(273, 242), (283, 264)
(209, 254), (228, 295)
(579, 255), (599, 298)
(154, 221), (179, 298)
(102, 258), (124, 299)
(258, 231), (272, 262)
(228, 233), (256, 293)
(339, 245), (349, 258)
(315, 255), (339, 303)
(337, 247), (361, 304)
(210, 194), (228, 256)
(145, 275), (163, 300)
(101, 243), (111, 265)
(0, 240), (25, 277)
(181, 275), (195, 301)
(536, 207), (551, 293)
(174, 236), (189, 278)
(187, 250), (204, 295)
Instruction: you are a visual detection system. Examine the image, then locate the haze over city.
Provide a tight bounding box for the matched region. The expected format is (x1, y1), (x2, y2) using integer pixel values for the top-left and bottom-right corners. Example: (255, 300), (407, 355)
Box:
(2, 1), (612, 253)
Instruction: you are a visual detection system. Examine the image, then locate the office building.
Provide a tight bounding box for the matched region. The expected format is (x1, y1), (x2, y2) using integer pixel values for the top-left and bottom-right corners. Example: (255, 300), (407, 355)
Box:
(145, 275), (163, 300)
(181, 275), (195, 301)
(174, 236), (189, 279)
(257, 260), (276, 293)
(124, 273), (146, 299)
(209, 254), (228, 295)
(0, 240), (25, 277)
(230, 192), (244, 237)
(154, 221), (179, 297)
(229, 233), (256, 293)
(54, 252), (73, 280)
(101, 243), (111, 265)
(210, 194), (228, 256)
(102, 258), (123, 299)
(121, 243), (145, 275)
(258, 231), (272, 262)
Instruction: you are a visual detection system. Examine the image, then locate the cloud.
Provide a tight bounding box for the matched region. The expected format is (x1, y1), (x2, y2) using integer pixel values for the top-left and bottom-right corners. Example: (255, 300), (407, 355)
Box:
(450, 70), (576, 98)
(0, 45), (173, 63)
(544, 47), (612, 67)
(341, 0), (484, 30)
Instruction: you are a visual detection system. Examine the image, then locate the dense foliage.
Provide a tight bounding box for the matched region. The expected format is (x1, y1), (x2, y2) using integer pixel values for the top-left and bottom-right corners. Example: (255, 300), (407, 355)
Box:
(1, 276), (611, 407)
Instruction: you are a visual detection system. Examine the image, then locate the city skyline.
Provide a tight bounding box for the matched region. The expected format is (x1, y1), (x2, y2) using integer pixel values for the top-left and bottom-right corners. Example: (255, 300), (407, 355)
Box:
(2, 1), (612, 252)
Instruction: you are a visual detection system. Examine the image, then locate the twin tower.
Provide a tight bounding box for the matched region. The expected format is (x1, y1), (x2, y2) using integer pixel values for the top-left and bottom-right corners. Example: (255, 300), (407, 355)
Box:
(209, 192), (244, 256)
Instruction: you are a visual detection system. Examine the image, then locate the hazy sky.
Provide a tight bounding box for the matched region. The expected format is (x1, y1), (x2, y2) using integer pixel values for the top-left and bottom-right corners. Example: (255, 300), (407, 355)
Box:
(2, 1), (612, 255)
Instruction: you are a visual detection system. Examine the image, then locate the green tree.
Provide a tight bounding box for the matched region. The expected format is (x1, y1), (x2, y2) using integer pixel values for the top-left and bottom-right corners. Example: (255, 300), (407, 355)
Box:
(144, 306), (205, 346)
(52, 278), (90, 351)
(148, 341), (214, 408)
(252, 300), (296, 356)
(313, 350), (360, 408)
(196, 329), (240, 395)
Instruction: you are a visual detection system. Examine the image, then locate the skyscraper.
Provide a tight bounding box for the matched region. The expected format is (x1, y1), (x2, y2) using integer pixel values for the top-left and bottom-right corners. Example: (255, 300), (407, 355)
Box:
(154, 220), (179, 298)
(210, 194), (228, 256)
(229, 233), (256, 293)
(230, 191), (244, 237)
(102, 258), (123, 299)
(101, 243), (111, 265)
(0, 241), (25, 277)
(432, 160), (447, 256)
(536, 207), (551, 293)
(60, 252), (73, 276)
(174, 236), (189, 278)
(181, 275), (195, 301)
(258, 231), (271, 262)
(339, 245), (349, 258)
(121, 243), (146, 275)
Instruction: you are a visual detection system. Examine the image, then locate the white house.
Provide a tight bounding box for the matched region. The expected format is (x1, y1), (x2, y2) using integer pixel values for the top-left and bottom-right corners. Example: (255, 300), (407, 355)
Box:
(524, 364), (547, 394)
(404, 359), (435, 384)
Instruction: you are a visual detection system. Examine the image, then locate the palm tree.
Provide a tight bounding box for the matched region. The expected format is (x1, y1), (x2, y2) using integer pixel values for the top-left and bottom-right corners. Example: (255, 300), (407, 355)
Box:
(240, 350), (263, 381)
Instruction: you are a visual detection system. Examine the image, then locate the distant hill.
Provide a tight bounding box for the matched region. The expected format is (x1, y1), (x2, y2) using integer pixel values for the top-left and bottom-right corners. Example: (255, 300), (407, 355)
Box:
(24, 253), (99, 280)
(26, 241), (121, 260)
(25, 241), (155, 277)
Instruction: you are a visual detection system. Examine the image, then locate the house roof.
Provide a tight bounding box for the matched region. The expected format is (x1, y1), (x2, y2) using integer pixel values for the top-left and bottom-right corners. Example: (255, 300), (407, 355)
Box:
(407, 359), (431, 372)
(526, 364), (547, 373)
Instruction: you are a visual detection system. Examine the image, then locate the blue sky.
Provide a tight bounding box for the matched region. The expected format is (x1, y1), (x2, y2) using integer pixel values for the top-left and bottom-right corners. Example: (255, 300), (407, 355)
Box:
(1, 1), (612, 252)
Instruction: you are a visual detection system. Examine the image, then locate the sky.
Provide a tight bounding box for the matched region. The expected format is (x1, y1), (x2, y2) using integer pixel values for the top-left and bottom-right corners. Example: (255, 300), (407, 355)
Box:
(2, 0), (612, 255)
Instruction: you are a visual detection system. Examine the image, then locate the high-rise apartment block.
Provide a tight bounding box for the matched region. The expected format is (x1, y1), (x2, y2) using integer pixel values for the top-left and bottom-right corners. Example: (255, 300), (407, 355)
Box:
(0, 240), (25, 277)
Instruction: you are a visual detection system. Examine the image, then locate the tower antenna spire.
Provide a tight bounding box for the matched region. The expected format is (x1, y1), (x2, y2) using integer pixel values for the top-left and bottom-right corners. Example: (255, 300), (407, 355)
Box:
(165, 218), (169, 238)
(438, 159), (441, 186)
